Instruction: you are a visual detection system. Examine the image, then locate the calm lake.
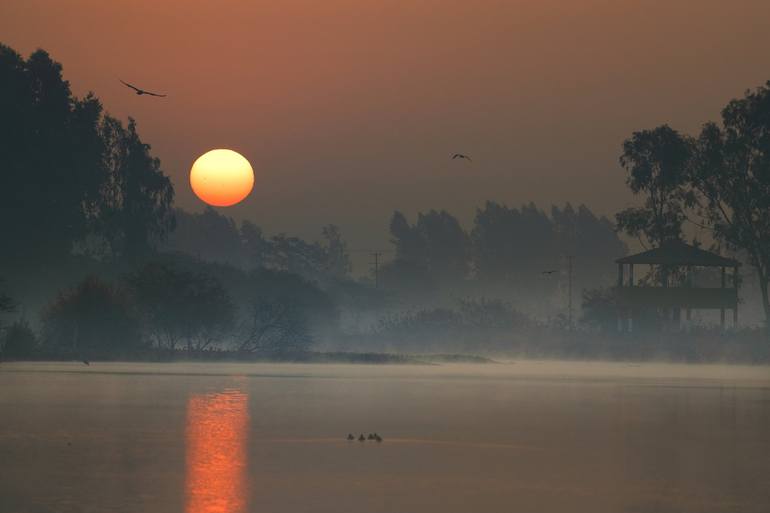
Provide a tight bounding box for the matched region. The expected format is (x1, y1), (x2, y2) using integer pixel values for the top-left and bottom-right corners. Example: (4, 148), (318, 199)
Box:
(0, 361), (768, 513)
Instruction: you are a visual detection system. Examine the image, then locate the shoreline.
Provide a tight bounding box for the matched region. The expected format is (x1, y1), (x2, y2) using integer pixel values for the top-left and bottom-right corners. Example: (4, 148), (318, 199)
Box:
(0, 351), (498, 366)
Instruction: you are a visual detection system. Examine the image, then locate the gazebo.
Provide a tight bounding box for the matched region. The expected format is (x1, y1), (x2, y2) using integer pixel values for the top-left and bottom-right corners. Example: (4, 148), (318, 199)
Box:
(615, 240), (740, 332)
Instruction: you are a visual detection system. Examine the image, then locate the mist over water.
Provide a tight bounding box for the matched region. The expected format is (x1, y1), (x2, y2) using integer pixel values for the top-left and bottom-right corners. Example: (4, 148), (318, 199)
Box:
(1, 361), (768, 513)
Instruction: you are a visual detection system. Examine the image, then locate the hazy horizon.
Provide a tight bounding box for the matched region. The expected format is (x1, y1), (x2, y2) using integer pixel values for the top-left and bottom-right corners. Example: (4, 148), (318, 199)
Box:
(3, 3), (770, 511)
(3, 0), (770, 269)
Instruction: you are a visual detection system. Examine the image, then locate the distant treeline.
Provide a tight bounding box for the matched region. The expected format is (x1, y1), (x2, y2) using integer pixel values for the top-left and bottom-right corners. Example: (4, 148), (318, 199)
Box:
(163, 202), (626, 299)
(381, 204), (625, 301)
(1, 42), (769, 363)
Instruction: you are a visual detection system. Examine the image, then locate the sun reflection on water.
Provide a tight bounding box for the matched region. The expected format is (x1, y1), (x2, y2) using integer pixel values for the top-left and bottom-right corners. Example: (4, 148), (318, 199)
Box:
(185, 389), (249, 513)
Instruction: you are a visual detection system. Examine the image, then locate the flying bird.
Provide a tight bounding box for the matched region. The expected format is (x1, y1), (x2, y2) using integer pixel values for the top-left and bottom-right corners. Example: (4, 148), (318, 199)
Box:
(451, 153), (472, 162)
(119, 79), (167, 97)
(82, 360), (90, 366)
(541, 270), (558, 275)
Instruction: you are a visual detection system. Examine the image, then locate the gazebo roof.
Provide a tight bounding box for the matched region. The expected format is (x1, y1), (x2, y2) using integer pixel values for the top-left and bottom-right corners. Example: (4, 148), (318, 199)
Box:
(615, 240), (740, 267)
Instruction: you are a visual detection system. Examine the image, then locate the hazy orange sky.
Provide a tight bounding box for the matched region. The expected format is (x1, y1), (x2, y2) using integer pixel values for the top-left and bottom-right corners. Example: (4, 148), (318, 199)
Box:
(2, 0), (770, 268)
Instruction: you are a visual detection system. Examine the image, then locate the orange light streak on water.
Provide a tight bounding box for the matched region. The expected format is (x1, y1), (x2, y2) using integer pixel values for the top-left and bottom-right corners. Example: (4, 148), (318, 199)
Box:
(185, 390), (249, 513)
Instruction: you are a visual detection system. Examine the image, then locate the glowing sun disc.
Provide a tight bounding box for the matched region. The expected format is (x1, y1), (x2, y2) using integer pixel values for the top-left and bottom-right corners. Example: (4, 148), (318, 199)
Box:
(190, 149), (254, 207)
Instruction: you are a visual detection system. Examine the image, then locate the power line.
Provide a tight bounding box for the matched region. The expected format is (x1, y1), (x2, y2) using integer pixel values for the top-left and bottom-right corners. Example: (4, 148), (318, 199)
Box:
(567, 255), (573, 331)
(347, 249), (392, 254)
(370, 252), (382, 289)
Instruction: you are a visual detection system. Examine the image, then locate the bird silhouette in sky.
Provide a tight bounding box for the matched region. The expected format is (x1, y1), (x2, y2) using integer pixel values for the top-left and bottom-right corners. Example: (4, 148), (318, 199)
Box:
(119, 79), (167, 97)
(452, 153), (472, 162)
(541, 270), (558, 275)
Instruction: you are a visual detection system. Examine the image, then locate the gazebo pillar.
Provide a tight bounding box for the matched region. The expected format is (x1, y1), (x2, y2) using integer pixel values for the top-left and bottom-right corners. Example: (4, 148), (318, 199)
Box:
(720, 266), (726, 330)
(685, 266), (692, 330)
(627, 264), (634, 331)
(733, 265), (739, 328)
(616, 263), (624, 332)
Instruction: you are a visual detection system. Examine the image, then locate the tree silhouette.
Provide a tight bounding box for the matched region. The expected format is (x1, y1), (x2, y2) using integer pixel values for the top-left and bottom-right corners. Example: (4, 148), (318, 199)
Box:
(580, 287), (618, 333)
(165, 212), (351, 279)
(126, 263), (234, 351)
(690, 82), (770, 326)
(0, 280), (15, 349)
(0, 282), (13, 314)
(416, 210), (470, 285)
(380, 257), (435, 299)
(390, 211), (425, 263)
(262, 227), (352, 283)
(616, 125), (693, 248)
(266, 234), (328, 278)
(552, 203), (628, 290)
(166, 207), (244, 267)
(0, 45), (104, 266)
(237, 269), (338, 353)
(2, 319), (38, 358)
(238, 300), (311, 354)
(471, 201), (557, 292)
(42, 276), (142, 357)
(385, 203), (624, 303)
(97, 116), (175, 262)
(321, 224), (352, 279)
(0, 44), (175, 268)
(240, 220), (271, 268)
(387, 210), (469, 291)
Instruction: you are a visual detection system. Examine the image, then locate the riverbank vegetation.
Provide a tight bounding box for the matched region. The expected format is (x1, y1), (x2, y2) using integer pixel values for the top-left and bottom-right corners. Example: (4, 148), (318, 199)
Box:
(1, 43), (768, 364)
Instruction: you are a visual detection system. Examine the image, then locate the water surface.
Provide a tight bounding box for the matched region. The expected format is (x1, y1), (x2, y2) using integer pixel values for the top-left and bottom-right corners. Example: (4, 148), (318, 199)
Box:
(1, 361), (768, 513)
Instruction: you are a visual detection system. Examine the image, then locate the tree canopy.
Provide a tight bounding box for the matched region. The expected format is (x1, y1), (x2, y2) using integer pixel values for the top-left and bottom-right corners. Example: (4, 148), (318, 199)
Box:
(614, 83), (770, 327)
(126, 263), (234, 351)
(0, 44), (174, 267)
(616, 125), (693, 248)
(689, 82), (770, 325)
(42, 276), (142, 357)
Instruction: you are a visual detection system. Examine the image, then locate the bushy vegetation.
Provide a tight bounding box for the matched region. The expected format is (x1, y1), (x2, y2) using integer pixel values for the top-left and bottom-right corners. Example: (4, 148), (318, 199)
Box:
(1, 319), (37, 359)
(370, 299), (534, 354)
(42, 276), (144, 358)
(126, 263), (234, 351)
(0, 42), (768, 363)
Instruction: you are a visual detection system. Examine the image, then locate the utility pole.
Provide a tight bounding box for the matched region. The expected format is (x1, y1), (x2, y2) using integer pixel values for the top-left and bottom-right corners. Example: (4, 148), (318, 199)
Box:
(567, 255), (572, 331)
(370, 252), (382, 289)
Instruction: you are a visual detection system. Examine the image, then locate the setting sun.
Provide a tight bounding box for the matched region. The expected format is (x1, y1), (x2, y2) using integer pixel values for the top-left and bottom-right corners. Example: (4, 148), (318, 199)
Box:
(190, 149), (254, 207)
